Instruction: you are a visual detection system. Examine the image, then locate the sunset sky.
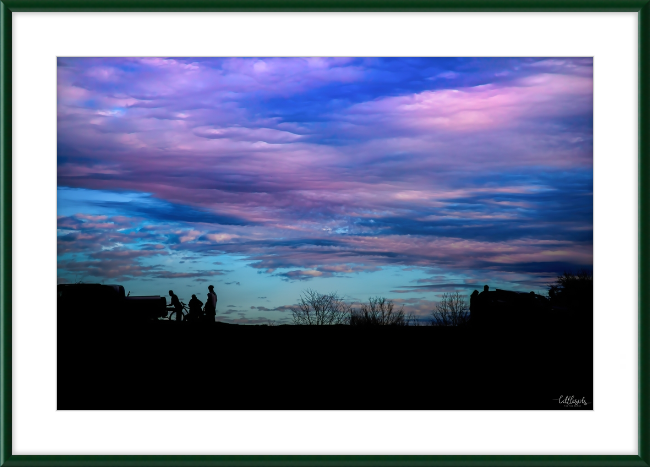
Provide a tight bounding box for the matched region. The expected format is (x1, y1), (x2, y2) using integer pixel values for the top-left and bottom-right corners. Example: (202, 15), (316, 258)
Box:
(57, 57), (593, 324)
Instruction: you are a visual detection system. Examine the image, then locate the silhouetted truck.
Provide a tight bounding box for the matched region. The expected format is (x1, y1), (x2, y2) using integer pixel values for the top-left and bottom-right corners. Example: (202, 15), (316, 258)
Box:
(57, 283), (167, 322)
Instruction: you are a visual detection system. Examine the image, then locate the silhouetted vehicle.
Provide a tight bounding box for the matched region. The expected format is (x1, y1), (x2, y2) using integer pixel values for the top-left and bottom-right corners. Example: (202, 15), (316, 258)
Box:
(57, 283), (167, 323)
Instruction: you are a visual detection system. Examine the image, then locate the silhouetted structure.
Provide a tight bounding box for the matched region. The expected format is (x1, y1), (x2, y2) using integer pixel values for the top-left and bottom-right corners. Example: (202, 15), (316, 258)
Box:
(469, 285), (549, 327)
(57, 283), (167, 322)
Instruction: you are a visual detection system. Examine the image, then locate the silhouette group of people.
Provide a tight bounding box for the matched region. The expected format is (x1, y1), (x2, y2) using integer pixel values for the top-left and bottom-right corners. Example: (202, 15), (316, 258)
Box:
(167, 285), (217, 322)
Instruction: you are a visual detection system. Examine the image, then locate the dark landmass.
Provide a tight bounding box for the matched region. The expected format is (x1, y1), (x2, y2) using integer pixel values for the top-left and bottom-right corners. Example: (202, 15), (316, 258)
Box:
(58, 319), (592, 410)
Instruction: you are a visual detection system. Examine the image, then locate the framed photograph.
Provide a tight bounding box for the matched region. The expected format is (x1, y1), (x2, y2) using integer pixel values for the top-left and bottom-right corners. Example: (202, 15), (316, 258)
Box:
(2, 1), (648, 465)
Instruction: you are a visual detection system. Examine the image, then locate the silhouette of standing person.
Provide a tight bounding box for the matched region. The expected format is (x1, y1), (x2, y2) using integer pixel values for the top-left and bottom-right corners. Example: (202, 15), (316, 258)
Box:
(205, 285), (217, 322)
(168, 290), (183, 321)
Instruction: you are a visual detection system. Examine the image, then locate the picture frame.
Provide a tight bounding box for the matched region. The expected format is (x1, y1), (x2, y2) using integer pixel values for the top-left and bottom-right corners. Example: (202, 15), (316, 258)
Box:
(1, 1), (648, 465)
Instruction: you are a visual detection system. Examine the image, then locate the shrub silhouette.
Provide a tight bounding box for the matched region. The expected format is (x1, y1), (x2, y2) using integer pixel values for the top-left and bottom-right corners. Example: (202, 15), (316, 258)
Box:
(291, 289), (350, 325)
(548, 270), (593, 317)
(431, 292), (469, 326)
(350, 297), (415, 326)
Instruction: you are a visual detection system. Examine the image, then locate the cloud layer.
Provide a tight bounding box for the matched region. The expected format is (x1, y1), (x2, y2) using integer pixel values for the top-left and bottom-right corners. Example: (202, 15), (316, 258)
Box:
(57, 58), (593, 316)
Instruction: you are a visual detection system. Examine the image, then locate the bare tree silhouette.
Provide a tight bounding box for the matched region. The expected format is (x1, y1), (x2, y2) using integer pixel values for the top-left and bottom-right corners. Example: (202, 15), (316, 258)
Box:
(350, 297), (415, 326)
(431, 292), (470, 326)
(291, 289), (350, 325)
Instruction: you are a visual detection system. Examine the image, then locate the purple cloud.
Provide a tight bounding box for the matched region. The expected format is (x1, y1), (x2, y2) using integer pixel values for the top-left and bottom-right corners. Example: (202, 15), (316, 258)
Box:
(57, 58), (593, 314)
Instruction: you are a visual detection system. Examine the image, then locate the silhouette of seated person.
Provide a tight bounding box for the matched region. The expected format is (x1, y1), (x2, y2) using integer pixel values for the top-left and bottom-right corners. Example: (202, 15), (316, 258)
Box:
(188, 294), (203, 321)
(167, 290), (183, 321)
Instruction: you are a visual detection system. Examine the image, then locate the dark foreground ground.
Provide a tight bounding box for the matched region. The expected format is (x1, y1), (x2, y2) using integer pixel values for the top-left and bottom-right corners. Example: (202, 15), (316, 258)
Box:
(58, 320), (592, 410)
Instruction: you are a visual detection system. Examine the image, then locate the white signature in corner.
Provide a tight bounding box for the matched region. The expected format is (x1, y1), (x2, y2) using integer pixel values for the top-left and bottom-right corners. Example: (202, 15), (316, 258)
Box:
(553, 395), (591, 408)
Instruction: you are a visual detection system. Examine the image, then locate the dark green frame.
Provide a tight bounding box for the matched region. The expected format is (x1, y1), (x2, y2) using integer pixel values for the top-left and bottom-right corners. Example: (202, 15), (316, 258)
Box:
(0, 1), (647, 465)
